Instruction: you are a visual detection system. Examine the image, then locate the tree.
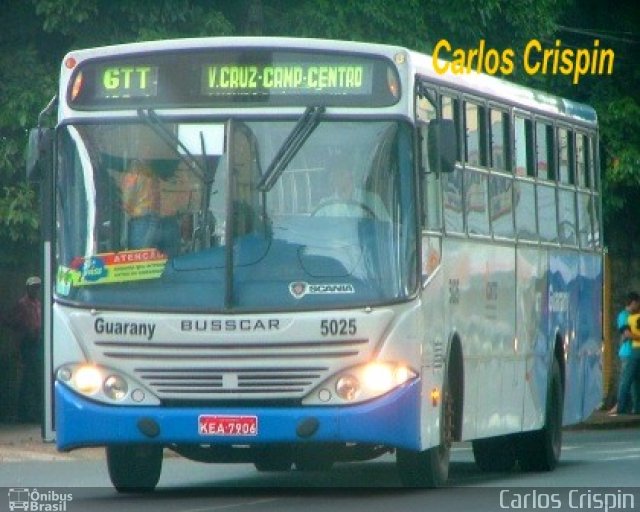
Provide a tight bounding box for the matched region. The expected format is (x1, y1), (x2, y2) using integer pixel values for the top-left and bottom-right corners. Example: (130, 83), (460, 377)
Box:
(555, 0), (640, 253)
(1, 0), (638, 263)
(0, 1), (60, 259)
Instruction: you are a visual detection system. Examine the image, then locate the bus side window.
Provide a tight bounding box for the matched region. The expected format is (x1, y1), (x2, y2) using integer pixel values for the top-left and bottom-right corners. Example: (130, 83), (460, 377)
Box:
(440, 93), (465, 233)
(442, 94), (462, 162)
(514, 116), (534, 177)
(576, 133), (590, 188)
(490, 109), (510, 172)
(419, 122), (443, 231)
(557, 127), (577, 246)
(415, 87), (442, 231)
(558, 128), (575, 185)
(536, 121), (555, 181)
(464, 101), (488, 168)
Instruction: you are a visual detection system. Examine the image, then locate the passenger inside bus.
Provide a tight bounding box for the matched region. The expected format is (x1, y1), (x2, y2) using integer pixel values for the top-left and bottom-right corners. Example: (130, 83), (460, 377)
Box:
(111, 136), (201, 256)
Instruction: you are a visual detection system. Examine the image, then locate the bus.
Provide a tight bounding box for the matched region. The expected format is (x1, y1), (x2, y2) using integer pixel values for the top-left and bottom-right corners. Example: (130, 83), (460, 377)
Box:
(27, 37), (602, 491)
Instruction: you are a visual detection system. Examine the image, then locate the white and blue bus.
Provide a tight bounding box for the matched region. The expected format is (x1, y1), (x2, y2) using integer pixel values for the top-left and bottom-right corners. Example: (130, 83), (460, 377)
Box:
(28, 37), (602, 490)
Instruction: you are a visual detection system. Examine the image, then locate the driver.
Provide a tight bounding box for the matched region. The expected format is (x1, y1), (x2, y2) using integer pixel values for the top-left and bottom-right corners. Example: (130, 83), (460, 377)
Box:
(315, 168), (389, 220)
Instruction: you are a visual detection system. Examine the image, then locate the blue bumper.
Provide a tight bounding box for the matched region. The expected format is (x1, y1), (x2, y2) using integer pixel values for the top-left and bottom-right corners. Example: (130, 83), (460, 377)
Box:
(55, 380), (421, 452)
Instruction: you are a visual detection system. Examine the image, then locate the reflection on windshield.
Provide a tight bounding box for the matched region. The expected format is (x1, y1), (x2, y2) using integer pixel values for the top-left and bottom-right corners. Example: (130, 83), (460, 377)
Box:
(55, 119), (416, 311)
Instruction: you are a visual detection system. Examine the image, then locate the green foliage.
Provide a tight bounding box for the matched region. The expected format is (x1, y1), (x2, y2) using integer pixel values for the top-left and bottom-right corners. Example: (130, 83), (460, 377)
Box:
(0, 0), (638, 258)
(0, 184), (39, 243)
(597, 97), (640, 185)
(33, 0), (235, 46)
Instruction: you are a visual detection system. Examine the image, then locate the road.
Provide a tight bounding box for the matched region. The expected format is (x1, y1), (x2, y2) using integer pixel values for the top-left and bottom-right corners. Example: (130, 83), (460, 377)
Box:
(0, 428), (638, 512)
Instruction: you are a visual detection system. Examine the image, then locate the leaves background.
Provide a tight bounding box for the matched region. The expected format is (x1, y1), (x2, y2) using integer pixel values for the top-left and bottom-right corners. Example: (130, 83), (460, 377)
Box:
(0, 0), (638, 262)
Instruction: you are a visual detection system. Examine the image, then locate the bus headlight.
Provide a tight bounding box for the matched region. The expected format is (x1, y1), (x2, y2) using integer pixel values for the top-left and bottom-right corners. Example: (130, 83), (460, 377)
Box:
(336, 374), (360, 401)
(74, 366), (102, 395)
(56, 363), (160, 405)
(303, 362), (417, 405)
(103, 374), (128, 401)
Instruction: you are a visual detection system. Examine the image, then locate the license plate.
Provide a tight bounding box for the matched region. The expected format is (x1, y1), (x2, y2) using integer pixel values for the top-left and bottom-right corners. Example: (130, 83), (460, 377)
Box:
(198, 415), (258, 436)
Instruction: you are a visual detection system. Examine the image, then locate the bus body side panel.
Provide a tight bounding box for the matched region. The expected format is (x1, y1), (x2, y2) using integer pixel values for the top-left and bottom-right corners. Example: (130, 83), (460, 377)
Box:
(518, 246), (550, 432)
(520, 247), (603, 431)
(416, 242), (446, 450)
(578, 252), (603, 421)
(441, 237), (520, 442)
(548, 250), (580, 423)
(550, 250), (603, 426)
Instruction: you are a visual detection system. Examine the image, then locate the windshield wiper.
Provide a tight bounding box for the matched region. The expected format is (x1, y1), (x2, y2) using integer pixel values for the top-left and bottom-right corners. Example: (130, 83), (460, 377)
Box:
(137, 108), (216, 248)
(137, 108), (209, 184)
(257, 106), (325, 192)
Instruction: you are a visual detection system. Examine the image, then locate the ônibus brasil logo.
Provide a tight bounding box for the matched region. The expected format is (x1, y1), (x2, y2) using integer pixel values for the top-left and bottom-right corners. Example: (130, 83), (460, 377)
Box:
(8, 488), (73, 511)
(289, 281), (355, 299)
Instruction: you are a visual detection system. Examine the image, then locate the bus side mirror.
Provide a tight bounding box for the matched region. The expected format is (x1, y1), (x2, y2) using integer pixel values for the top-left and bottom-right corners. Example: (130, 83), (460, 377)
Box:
(428, 119), (456, 174)
(26, 127), (54, 182)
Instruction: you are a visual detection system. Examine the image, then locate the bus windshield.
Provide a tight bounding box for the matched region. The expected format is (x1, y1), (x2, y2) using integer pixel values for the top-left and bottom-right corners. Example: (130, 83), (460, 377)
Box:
(55, 118), (417, 311)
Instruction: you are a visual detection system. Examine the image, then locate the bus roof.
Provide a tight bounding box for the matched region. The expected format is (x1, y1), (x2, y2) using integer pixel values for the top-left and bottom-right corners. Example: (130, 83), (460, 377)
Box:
(406, 49), (597, 125)
(63, 36), (597, 125)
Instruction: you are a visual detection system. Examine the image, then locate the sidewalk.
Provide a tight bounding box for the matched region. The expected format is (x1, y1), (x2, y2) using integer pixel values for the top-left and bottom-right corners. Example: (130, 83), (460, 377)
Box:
(0, 422), (103, 461)
(567, 409), (640, 430)
(0, 421), (44, 446)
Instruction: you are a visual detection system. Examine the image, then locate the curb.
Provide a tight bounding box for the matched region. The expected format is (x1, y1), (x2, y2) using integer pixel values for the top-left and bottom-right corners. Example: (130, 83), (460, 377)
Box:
(564, 412), (640, 431)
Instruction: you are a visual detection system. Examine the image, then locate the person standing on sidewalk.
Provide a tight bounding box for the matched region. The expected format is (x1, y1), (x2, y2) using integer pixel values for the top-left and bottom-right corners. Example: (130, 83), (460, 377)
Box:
(5, 276), (43, 422)
(610, 291), (640, 415)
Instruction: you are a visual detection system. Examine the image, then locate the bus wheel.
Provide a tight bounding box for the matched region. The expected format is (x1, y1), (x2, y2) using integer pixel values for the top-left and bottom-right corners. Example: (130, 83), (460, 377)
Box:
(254, 446), (293, 472)
(517, 358), (563, 471)
(396, 383), (452, 487)
(106, 444), (163, 492)
(396, 441), (449, 487)
(472, 435), (516, 472)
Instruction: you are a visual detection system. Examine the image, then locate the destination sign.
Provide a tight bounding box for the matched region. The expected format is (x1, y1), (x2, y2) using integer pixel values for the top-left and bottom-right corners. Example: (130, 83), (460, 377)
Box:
(99, 65), (159, 98)
(201, 63), (371, 95)
(68, 48), (399, 108)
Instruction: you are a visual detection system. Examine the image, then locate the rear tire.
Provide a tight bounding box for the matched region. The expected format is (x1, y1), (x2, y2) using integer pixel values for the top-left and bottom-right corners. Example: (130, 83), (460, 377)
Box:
(472, 435), (517, 472)
(517, 357), (563, 471)
(106, 444), (163, 492)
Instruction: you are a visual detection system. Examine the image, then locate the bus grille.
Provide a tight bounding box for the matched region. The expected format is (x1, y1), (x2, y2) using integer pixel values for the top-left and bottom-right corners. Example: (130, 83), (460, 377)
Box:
(94, 338), (369, 400)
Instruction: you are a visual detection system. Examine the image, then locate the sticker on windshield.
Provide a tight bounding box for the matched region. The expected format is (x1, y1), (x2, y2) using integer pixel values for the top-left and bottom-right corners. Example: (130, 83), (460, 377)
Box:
(57, 248), (168, 290)
(289, 281), (355, 299)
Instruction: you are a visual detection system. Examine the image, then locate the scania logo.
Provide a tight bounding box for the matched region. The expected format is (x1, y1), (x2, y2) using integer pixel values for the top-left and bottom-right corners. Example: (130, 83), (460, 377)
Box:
(289, 281), (355, 299)
(289, 281), (308, 299)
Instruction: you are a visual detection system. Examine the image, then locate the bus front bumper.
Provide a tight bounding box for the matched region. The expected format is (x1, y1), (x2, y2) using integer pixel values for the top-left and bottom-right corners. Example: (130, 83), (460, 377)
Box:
(55, 380), (421, 452)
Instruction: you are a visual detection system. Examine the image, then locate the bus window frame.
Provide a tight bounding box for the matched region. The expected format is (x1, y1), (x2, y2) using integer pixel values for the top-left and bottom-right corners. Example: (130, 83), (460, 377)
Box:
(462, 97), (487, 169)
(488, 104), (511, 173)
(409, 86), (601, 250)
(414, 82), (444, 234)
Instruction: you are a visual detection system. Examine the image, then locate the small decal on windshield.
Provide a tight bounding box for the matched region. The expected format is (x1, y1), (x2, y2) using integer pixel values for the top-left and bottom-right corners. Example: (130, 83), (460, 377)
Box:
(289, 281), (355, 299)
(57, 248), (168, 289)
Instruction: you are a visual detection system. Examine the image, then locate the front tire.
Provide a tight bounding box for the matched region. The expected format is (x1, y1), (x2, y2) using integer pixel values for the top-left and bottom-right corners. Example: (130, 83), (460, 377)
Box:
(517, 357), (563, 471)
(396, 441), (450, 487)
(396, 381), (453, 487)
(106, 444), (163, 492)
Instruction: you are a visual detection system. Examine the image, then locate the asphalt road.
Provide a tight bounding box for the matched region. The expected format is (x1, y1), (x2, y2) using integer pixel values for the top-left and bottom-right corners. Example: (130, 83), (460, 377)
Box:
(0, 428), (639, 512)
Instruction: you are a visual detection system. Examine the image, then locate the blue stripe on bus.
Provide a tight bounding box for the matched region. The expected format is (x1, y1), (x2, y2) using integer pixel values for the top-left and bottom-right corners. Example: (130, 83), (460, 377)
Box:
(54, 379), (422, 452)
